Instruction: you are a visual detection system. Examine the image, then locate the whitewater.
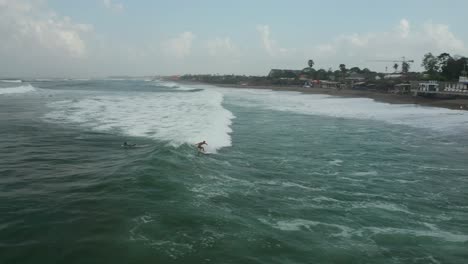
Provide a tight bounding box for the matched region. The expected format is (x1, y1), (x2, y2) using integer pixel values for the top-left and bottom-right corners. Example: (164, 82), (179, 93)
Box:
(1, 79), (468, 264)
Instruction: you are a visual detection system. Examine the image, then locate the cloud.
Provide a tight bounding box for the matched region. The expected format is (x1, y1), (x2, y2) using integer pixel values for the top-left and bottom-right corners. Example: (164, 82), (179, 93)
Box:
(256, 24), (290, 57)
(424, 22), (465, 52)
(102, 0), (124, 12)
(161, 32), (195, 59)
(0, 0), (93, 58)
(398, 18), (410, 38)
(206, 37), (240, 57)
(308, 19), (467, 70)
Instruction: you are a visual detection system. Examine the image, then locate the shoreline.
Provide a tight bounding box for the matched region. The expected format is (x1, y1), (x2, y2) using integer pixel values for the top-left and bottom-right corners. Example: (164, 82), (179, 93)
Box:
(180, 81), (468, 111)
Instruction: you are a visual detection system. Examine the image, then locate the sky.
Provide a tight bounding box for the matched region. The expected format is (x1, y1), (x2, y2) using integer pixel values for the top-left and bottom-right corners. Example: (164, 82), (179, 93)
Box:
(1, 0), (467, 78)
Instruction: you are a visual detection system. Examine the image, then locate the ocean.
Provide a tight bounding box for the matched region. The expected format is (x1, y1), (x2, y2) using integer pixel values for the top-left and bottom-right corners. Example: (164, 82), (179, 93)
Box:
(1, 79), (468, 263)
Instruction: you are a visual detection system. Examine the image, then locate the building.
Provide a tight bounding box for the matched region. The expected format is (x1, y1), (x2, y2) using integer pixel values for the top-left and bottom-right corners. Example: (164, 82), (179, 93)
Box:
(418, 81), (439, 92)
(319, 80), (341, 89)
(391, 83), (412, 94)
(444, 76), (468, 93)
(345, 73), (366, 82)
(384, 74), (403, 79)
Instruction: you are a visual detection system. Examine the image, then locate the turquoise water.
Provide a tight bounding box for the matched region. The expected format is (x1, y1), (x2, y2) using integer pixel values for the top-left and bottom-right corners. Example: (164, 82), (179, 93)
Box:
(1, 79), (468, 263)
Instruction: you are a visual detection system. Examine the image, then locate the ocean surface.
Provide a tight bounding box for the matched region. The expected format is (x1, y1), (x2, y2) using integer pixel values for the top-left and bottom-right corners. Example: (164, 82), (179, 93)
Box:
(1, 79), (468, 263)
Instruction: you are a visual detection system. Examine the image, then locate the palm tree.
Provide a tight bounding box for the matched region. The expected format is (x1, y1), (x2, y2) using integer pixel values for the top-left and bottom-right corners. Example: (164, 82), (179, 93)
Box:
(402, 62), (410, 74)
(339, 64), (346, 73)
(308, 59), (314, 69)
(393, 63), (399, 73)
(339, 64), (346, 82)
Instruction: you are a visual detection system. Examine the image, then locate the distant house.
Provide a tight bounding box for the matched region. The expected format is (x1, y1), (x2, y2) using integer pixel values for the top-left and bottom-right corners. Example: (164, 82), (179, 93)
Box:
(351, 82), (368, 90)
(345, 73), (366, 82)
(298, 74), (310, 81)
(384, 74), (403, 79)
(319, 80), (341, 89)
(418, 81), (439, 92)
(391, 83), (412, 94)
(268, 69), (302, 79)
(444, 76), (468, 93)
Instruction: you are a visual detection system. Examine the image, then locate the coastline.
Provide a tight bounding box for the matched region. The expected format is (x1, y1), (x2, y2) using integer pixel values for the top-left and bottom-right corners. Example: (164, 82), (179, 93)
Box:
(180, 81), (468, 111)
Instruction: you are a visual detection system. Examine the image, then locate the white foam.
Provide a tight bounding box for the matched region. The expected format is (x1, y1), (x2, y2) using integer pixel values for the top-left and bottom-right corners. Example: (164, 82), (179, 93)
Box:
(260, 218), (353, 237)
(0, 79), (22, 83)
(312, 196), (340, 202)
(158, 81), (178, 87)
(260, 218), (468, 242)
(281, 181), (319, 191)
(45, 89), (234, 152)
(352, 201), (413, 214)
(363, 225), (468, 243)
(217, 87), (468, 132)
(0, 84), (36, 95)
(351, 171), (379, 176)
(329, 159), (343, 166)
(156, 81), (194, 91)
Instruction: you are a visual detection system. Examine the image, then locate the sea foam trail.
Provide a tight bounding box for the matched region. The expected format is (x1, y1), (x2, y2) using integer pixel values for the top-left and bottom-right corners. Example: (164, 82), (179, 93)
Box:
(219, 88), (468, 132)
(45, 89), (234, 152)
(0, 85), (36, 95)
(0, 79), (22, 83)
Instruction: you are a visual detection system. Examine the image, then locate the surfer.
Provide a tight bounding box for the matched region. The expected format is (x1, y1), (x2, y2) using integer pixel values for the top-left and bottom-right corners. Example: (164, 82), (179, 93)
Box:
(122, 141), (136, 147)
(196, 141), (207, 152)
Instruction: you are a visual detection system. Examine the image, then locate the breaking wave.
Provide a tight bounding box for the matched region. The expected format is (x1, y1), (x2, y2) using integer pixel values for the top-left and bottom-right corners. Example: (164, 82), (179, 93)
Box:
(0, 84), (36, 95)
(45, 89), (234, 152)
(220, 88), (468, 132)
(0, 79), (22, 83)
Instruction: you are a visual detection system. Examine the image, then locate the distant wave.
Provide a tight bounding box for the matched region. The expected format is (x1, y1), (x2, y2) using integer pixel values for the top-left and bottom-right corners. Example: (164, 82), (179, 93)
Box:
(155, 81), (202, 91)
(0, 79), (22, 83)
(221, 88), (468, 132)
(0, 84), (36, 95)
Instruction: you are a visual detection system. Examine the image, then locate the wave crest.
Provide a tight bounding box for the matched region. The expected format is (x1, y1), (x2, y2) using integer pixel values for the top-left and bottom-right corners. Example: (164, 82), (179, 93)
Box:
(45, 89), (234, 152)
(0, 84), (36, 95)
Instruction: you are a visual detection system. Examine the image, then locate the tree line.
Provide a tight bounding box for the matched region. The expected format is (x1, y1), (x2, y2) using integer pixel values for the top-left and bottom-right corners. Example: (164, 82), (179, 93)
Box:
(180, 52), (467, 85)
(422, 53), (467, 81)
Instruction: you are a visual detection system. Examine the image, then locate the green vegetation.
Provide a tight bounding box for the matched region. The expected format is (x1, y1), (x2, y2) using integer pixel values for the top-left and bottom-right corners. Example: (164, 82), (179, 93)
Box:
(422, 52), (467, 81)
(179, 53), (467, 87)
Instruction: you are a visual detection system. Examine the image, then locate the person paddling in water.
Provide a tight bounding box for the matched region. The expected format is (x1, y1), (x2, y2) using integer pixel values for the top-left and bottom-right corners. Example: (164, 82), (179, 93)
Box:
(122, 141), (136, 147)
(196, 140), (208, 153)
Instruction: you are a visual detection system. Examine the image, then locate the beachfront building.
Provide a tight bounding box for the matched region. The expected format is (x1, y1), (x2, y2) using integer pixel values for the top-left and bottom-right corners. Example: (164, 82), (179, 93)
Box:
(391, 83), (412, 94)
(418, 81), (439, 92)
(319, 80), (341, 89)
(444, 76), (468, 93)
(345, 73), (366, 82)
(384, 74), (403, 79)
(345, 73), (366, 86)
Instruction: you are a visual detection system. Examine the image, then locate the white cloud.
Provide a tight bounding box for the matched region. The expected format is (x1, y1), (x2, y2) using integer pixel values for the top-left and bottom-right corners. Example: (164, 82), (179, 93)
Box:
(0, 0), (92, 58)
(339, 33), (371, 47)
(308, 19), (467, 71)
(398, 18), (410, 38)
(161, 32), (195, 59)
(102, 0), (124, 12)
(256, 24), (290, 57)
(423, 22), (465, 52)
(206, 37), (240, 57)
